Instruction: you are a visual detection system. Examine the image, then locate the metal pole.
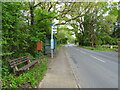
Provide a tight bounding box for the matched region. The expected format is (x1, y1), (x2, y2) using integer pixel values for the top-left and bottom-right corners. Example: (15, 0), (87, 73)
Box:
(51, 25), (54, 58)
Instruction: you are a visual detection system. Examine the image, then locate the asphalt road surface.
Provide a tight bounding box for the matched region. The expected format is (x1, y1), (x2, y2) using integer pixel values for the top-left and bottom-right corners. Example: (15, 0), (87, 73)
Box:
(65, 44), (118, 88)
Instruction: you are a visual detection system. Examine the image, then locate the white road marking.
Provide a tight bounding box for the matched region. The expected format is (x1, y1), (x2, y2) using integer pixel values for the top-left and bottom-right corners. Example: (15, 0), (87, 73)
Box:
(75, 48), (106, 63)
(90, 55), (106, 63)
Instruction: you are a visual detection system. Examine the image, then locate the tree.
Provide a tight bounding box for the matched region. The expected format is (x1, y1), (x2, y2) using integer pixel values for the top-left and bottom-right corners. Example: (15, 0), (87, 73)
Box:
(70, 2), (118, 46)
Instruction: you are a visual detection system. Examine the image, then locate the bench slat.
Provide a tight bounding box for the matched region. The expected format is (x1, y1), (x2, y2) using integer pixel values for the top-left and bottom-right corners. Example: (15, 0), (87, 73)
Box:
(10, 58), (28, 65)
(9, 55), (39, 73)
(9, 56), (30, 68)
(9, 56), (29, 63)
(18, 60), (38, 71)
(10, 59), (29, 68)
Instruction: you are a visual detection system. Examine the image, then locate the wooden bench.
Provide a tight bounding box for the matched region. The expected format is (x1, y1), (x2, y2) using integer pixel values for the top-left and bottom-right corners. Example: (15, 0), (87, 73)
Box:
(9, 56), (39, 73)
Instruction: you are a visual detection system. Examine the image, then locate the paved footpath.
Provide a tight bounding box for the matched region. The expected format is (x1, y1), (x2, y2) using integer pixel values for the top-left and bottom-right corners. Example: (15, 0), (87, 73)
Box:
(38, 46), (77, 88)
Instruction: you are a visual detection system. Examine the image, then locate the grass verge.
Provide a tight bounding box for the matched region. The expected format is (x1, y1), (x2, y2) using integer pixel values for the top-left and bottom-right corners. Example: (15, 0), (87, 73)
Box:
(80, 46), (118, 52)
(2, 58), (48, 88)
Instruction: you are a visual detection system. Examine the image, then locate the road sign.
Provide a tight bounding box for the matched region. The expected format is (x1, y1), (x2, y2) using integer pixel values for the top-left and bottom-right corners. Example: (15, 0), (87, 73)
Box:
(53, 31), (57, 33)
(50, 24), (54, 26)
(50, 24), (57, 58)
(52, 26), (57, 31)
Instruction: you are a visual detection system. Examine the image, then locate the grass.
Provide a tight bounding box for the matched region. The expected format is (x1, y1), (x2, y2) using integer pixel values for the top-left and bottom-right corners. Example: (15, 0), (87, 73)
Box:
(2, 58), (48, 88)
(80, 45), (118, 52)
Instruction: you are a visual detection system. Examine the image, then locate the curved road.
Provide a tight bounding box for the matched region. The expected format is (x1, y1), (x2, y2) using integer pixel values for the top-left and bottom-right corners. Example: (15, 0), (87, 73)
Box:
(65, 44), (118, 88)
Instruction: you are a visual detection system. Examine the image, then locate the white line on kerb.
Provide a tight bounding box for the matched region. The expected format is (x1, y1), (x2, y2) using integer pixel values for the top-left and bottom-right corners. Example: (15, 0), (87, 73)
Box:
(90, 55), (106, 63)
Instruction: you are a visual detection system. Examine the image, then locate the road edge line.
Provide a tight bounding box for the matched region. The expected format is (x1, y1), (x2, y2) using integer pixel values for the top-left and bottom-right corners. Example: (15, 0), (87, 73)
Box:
(64, 46), (82, 89)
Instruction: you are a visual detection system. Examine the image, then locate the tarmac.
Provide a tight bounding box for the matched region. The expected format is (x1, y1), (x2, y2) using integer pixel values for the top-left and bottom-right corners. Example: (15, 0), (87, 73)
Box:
(38, 46), (78, 88)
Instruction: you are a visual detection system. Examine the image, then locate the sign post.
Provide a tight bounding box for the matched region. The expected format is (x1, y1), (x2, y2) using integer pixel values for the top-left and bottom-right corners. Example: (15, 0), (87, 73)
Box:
(50, 24), (57, 58)
(51, 28), (54, 58)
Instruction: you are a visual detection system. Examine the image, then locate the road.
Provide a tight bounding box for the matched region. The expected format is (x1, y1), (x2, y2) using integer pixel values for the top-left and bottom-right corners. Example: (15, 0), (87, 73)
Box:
(65, 44), (118, 88)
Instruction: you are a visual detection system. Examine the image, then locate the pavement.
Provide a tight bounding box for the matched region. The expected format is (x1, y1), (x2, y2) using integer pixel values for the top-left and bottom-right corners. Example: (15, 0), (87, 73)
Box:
(65, 45), (118, 88)
(38, 46), (78, 88)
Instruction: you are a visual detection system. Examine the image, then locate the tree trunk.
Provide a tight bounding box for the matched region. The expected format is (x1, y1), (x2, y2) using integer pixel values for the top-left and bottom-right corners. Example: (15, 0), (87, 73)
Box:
(29, 2), (35, 26)
(91, 42), (94, 47)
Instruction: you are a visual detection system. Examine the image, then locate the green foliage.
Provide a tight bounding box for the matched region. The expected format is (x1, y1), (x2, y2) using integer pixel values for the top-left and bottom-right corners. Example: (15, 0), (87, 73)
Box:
(56, 26), (75, 44)
(2, 2), (53, 76)
(71, 2), (118, 47)
(2, 59), (48, 88)
(80, 45), (118, 52)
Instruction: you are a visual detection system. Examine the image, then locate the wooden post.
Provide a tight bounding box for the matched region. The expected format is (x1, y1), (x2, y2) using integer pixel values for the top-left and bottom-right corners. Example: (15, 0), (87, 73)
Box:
(13, 66), (18, 73)
(118, 42), (120, 58)
(118, 42), (120, 52)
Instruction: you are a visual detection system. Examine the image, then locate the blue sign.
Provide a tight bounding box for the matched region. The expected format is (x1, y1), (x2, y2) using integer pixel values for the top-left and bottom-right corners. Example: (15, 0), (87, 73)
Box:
(50, 24), (54, 26)
(52, 26), (57, 31)
(53, 31), (57, 33)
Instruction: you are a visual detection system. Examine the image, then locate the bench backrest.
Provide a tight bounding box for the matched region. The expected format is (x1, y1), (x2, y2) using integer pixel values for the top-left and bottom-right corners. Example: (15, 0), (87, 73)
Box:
(9, 56), (30, 68)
